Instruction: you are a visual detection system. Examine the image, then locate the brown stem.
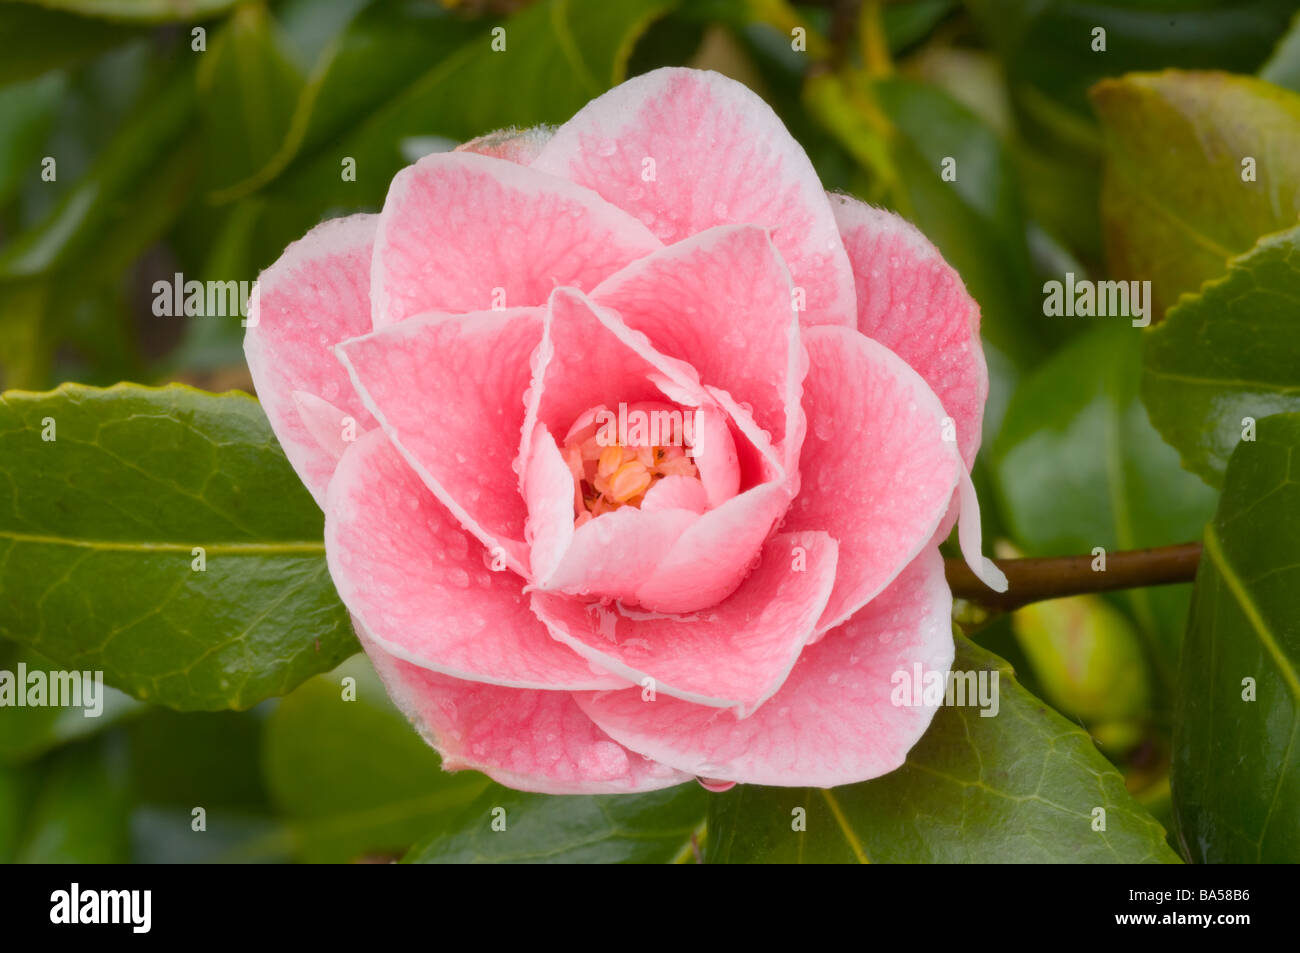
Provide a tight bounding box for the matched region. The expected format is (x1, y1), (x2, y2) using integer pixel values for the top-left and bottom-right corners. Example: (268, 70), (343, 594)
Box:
(944, 542), (1203, 612)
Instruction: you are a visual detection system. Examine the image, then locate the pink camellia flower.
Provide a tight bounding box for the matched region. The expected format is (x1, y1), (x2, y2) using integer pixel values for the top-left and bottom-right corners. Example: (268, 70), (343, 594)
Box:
(245, 68), (1006, 793)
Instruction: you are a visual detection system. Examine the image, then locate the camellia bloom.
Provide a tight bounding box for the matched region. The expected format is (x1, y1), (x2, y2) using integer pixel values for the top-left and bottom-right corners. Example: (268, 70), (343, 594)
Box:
(245, 67), (1007, 794)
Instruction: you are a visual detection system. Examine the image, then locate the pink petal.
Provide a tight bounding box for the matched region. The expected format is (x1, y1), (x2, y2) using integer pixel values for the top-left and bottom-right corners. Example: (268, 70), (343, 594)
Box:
(533, 531), (837, 715)
(633, 481), (791, 614)
(641, 475), (708, 514)
(371, 152), (661, 329)
(688, 402), (742, 508)
(526, 287), (706, 447)
(324, 430), (624, 690)
(244, 213), (378, 505)
(956, 468), (1008, 593)
(336, 308), (543, 575)
(590, 225), (803, 455)
(576, 548), (954, 787)
(831, 195), (987, 473)
(533, 504), (700, 604)
(533, 67), (856, 328)
(291, 390), (353, 464)
(522, 424), (577, 584)
(364, 634), (687, 794)
(784, 326), (963, 633)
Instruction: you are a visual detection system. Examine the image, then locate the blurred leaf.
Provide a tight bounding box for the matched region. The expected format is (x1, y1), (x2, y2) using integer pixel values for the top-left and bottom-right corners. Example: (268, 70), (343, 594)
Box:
(0, 62), (198, 278)
(130, 806), (290, 863)
(0, 641), (143, 763)
(805, 73), (1044, 446)
(128, 708), (269, 809)
(1173, 412), (1300, 862)
(125, 706), (286, 863)
(1091, 70), (1300, 319)
(706, 636), (1179, 863)
(276, 0), (679, 208)
(1142, 224), (1300, 488)
(405, 783), (708, 864)
(1260, 8), (1300, 91)
(16, 738), (131, 862)
(883, 0), (956, 54)
(5, 0), (237, 21)
(0, 72), (64, 208)
(965, 0), (1298, 115)
(1011, 593), (1150, 752)
(0, 277), (50, 389)
(993, 326), (1218, 671)
(197, 2), (305, 194)
(0, 383), (355, 710)
(263, 655), (488, 863)
(0, 4), (137, 84)
(212, 0), (482, 202)
(0, 762), (34, 861)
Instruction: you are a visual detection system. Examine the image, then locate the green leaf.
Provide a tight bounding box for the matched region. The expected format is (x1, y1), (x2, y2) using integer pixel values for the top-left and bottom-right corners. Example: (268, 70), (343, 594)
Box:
(0, 383), (355, 710)
(126, 706), (288, 863)
(1142, 224), (1300, 489)
(404, 783), (708, 864)
(0, 62), (198, 278)
(706, 635), (1180, 863)
(209, 0), (482, 203)
(3, 0), (238, 23)
(263, 655), (488, 863)
(0, 4), (138, 84)
(275, 0), (679, 209)
(0, 72), (64, 208)
(1091, 70), (1300, 319)
(965, 0), (1298, 115)
(15, 739), (132, 862)
(874, 77), (1045, 398)
(993, 325), (1218, 668)
(803, 72), (1044, 446)
(196, 2), (305, 194)
(1260, 8), (1300, 92)
(1173, 412), (1300, 862)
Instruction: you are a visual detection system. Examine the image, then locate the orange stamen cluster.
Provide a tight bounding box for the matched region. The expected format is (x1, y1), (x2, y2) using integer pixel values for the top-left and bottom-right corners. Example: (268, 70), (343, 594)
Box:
(563, 434), (699, 526)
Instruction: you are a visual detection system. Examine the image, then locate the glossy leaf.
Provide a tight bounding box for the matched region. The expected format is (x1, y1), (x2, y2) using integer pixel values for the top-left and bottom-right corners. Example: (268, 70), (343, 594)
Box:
(404, 783), (708, 864)
(0, 383), (355, 710)
(706, 636), (1179, 863)
(1142, 224), (1300, 488)
(1091, 70), (1300, 318)
(1172, 412), (1300, 863)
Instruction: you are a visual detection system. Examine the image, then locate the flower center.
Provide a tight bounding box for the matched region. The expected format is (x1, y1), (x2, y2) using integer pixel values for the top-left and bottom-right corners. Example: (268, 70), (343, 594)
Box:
(561, 402), (702, 525)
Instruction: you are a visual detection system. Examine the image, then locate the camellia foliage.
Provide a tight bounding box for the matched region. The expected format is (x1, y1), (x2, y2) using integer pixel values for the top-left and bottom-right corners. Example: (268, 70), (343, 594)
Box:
(0, 0), (1297, 865)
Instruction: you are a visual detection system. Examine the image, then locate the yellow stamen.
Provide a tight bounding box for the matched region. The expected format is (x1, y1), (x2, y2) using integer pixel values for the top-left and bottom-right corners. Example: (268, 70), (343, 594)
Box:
(608, 460), (652, 503)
